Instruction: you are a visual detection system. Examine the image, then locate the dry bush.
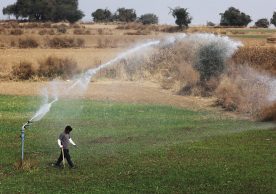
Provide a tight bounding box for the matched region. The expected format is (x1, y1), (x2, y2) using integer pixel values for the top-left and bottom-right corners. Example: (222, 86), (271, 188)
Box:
(97, 28), (113, 35)
(42, 22), (52, 28)
(70, 23), (82, 28)
(232, 46), (276, 75)
(38, 29), (55, 35)
(3, 21), (19, 28)
(46, 37), (85, 48)
(96, 38), (118, 48)
(215, 65), (273, 119)
(124, 30), (151, 35)
(10, 39), (17, 47)
(22, 22), (40, 28)
(259, 103), (276, 121)
(18, 37), (39, 48)
(161, 26), (183, 33)
(37, 56), (79, 79)
(0, 26), (6, 34)
(10, 28), (23, 35)
(11, 61), (35, 80)
(73, 28), (91, 35)
(57, 25), (67, 34)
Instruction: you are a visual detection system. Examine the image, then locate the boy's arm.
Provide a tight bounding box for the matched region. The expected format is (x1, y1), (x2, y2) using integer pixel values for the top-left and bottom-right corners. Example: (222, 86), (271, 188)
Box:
(69, 138), (76, 146)
(57, 139), (63, 148)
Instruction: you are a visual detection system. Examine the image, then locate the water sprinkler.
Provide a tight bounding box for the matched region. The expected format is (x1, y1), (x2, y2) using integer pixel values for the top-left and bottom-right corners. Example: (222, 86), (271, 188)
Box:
(21, 120), (32, 165)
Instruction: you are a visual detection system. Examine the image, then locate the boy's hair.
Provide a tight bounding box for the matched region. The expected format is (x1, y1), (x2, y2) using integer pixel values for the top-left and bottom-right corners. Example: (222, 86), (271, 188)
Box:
(65, 125), (73, 134)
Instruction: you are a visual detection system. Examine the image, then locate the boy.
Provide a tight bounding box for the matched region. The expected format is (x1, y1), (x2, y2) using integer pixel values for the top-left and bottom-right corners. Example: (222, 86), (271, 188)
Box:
(54, 125), (77, 168)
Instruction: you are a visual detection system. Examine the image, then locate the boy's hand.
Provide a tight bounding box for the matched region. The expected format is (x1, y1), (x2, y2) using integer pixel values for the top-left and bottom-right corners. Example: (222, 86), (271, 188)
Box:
(60, 145), (63, 149)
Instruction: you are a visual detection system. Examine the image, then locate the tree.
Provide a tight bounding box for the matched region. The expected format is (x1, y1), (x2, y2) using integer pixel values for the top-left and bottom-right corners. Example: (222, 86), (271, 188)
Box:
(169, 7), (192, 29)
(92, 9), (112, 22)
(255, 18), (269, 28)
(2, 4), (19, 19)
(139, 13), (158, 25)
(220, 7), (252, 27)
(2, 0), (84, 23)
(114, 8), (136, 22)
(271, 12), (276, 27)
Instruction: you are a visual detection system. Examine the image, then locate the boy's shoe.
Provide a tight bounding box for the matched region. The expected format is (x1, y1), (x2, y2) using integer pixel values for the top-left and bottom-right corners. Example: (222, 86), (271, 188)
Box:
(51, 163), (61, 168)
(69, 165), (77, 169)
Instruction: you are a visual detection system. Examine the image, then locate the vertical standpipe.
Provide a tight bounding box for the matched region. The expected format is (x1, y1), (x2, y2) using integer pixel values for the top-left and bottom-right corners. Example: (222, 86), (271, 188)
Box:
(21, 125), (25, 162)
(21, 121), (31, 164)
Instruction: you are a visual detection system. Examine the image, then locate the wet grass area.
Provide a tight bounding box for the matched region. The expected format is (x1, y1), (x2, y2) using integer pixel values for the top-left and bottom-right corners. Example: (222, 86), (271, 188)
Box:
(0, 95), (275, 193)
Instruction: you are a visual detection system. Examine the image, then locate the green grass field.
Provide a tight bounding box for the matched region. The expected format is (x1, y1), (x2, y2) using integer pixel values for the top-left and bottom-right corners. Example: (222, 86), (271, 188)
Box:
(0, 95), (275, 193)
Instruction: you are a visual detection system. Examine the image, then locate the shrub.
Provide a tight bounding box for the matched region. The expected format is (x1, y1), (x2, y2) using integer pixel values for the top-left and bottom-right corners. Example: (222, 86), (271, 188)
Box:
(259, 103), (276, 121)
(255, 18), (269, 28)
(73, 28), (91, 35)
(216, 65), (272, 118)
(11, 61), (35, 80)
(76, 38), (85, 47)
(10, 29), (23, 35)
(57, 25), (67, 34)
(18, 37), (39, 48)
(139, 14), (159, 25)
(96, 38), (118, 48)
(194, 43), (226, 82)
(47, 37), (85, 48)
(232, 47), (276, 75)
(38, 29), (55, 35)
(207, 21), (216, 26)
(38, 56), (79, 79)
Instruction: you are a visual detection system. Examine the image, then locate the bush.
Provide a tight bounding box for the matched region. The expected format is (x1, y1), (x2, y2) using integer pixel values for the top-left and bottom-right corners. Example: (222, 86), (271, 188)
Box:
(232, 47), (276, 75)
(11, 61), (35, 80)
(10, 29), (23, 35)
(207, 21), (216, 26)
(18, 37), (39, 48)
(139, 14), (158, 25)
(255, 18), (269, 28)
(194, 43), (226, 82)
(57, 25), (67, 34)
(38, 29), (55, 35)
(73, 28), (91, 35)
(216, 65), (272, 118)
(96, 38), (118, 48)
(47, 37), (85, 48)
(259, 103), (276, 121)
(38, 56), (79, 79)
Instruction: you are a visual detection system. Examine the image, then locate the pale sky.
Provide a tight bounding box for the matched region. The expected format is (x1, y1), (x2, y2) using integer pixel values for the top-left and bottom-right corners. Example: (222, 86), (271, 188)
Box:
(0, 0), (275, 25)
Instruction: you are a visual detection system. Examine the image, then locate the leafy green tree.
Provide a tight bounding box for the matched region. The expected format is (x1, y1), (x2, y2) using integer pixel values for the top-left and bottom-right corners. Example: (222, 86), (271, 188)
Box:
(139, 13), (158, 25)
(271, 12), (276, 27)
(114, 8), (136, 22)
(255, 18), (269, 28)
(2, 0), (84, 23)
(2, 4), (19, 19)
(220, 7), (252, 26)
(169, 7), (192, 29)
(92, 9), (112, 22)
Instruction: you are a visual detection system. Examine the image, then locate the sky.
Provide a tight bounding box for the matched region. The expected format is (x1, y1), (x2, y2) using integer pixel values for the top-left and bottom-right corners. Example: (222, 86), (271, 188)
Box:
(0, 0), (275, 25)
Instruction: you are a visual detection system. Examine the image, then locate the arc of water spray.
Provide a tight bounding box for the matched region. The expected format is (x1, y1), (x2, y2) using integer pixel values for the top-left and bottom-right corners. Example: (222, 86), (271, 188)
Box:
(20, 39), (163, 163)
